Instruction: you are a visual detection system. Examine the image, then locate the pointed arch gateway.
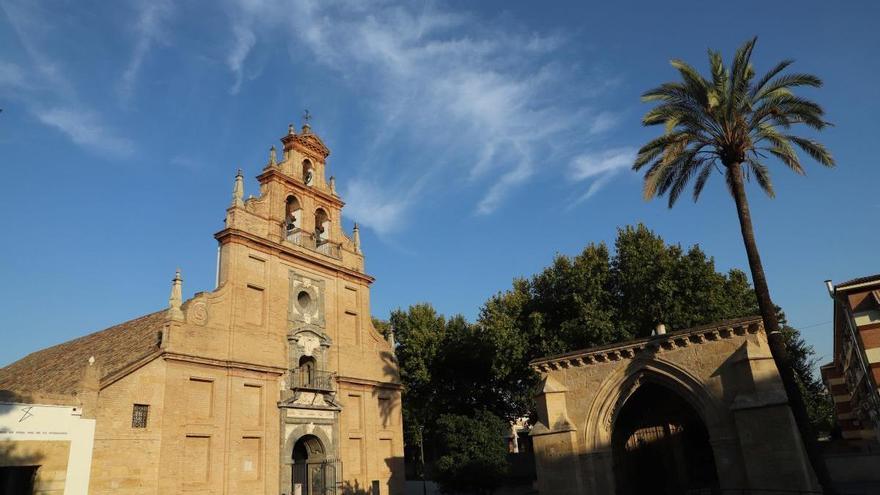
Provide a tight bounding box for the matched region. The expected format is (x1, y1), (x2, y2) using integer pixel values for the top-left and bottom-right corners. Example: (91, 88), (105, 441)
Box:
(531, 319), (820, 495)
(611, 382), (719, 494)
(583, 358), (739, 494)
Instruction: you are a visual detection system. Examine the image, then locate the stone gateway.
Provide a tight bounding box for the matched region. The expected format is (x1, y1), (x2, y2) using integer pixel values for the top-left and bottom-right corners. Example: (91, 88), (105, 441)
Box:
(529, 317), (820, 495)
(0, 123), (405, 495)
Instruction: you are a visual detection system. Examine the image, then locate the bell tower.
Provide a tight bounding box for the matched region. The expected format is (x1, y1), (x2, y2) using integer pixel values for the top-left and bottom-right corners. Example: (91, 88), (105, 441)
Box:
(213, 120), (402, 495)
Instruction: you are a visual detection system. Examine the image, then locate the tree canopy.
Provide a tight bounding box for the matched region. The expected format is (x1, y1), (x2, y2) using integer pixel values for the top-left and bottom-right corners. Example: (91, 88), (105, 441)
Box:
(387, 224), (832, 491)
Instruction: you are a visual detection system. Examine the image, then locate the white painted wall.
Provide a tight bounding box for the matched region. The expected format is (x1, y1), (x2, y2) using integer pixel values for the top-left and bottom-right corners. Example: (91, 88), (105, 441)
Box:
(0, 402), (96, 495)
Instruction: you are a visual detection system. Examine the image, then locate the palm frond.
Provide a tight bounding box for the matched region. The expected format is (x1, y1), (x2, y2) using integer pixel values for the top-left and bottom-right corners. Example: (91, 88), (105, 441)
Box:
(746, 158), (775, 197)
(728, 37), (758, 119)
(750, 59), (794, 99)
(668, 155), (708, 207)
(787, 136), (835, 167)
(754, 73), (822, 101)
(691, 160), (717, 201)
(765, 144), (805, 175)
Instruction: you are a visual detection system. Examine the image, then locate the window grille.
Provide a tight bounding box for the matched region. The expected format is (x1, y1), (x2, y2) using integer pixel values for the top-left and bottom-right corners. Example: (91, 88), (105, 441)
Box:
(132, 404), (149, 428)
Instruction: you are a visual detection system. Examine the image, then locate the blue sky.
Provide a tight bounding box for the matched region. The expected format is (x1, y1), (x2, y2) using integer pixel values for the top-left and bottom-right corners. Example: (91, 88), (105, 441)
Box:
(1, 0), (878, 369)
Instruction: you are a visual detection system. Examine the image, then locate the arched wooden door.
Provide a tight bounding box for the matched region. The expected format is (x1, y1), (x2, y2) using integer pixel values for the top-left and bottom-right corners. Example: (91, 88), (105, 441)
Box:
(292, 435), (336, 495)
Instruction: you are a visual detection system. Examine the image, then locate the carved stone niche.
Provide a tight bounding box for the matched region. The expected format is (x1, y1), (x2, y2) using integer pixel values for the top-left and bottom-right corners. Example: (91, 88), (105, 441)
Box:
(288, 271), (325, 327)
(288, 325), (332, 373)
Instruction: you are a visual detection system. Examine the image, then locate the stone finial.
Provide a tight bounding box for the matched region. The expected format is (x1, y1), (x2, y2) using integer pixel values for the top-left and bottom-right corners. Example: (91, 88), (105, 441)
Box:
(387, 324), (396, 348)
(169, 269), (184, 321)
(302, 109), (312, 134)
(269, 145), (277, 167)
(288, 123), (294, 135)
(654, 323), (667, 336)
(232, 169), (244, 207)
(329, 176), (336, 194)
(353, 223), (361, 253)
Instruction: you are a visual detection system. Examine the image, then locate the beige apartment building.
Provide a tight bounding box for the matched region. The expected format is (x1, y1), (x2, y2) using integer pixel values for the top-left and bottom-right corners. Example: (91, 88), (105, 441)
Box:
(0, 123), (405, 495)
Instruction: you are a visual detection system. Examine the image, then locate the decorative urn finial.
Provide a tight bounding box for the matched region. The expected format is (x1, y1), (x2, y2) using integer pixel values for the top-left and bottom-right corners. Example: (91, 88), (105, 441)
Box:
(268, 145), (277, 167)
(329, 176), (336, 195)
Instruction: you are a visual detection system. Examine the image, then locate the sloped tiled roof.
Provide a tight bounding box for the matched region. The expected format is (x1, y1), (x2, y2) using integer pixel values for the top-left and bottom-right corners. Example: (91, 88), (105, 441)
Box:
(0, 310), (166, 398)
(837, 273), (880, 289)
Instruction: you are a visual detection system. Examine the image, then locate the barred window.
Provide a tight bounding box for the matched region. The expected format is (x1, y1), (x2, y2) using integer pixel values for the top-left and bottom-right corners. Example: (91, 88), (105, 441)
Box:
(132, 404), (149, 428)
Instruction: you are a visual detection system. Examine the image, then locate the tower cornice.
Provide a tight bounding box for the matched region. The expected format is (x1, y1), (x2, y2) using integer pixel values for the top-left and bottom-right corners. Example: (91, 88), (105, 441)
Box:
(214, 227), (374, 285)
(256, 168), (345, 208)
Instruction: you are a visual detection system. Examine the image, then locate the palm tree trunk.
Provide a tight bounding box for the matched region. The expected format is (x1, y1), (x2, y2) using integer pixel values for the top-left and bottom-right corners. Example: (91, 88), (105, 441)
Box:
(728, 163), (834, 493)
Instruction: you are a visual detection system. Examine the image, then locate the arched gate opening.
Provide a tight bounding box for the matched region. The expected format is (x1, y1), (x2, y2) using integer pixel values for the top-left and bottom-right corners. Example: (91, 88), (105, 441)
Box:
(612, 382), (719, 495)
(292, 435), (338, 495)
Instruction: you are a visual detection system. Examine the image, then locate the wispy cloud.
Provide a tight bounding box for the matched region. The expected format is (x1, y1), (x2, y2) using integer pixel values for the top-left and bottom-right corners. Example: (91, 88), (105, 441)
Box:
(35, 107), (134, 157)
(341, 179), (416, 236)
(568, 147), (637, 206)
(0, 0), (135, 156)
(222, 0), (631, 233)
(118, 0), (173, 102)
(588, 111), (622, 136)
(227, 24), (257, 94)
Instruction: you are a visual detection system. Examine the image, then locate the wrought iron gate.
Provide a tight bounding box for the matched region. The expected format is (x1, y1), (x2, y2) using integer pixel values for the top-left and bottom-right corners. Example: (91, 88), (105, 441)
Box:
(292, 458), (342, 495)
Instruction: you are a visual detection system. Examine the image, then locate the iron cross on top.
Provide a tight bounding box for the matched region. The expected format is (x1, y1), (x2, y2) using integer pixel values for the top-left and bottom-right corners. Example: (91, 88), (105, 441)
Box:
(302, 109), (312, 124)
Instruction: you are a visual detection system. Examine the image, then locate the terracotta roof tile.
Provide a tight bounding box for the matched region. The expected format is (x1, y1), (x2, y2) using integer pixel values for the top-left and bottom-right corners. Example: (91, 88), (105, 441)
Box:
(0, 310), (167, 398)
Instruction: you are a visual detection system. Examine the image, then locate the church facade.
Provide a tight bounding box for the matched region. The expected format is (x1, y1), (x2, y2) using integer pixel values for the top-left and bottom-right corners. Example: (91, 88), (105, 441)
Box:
(0, 123), (405, 495)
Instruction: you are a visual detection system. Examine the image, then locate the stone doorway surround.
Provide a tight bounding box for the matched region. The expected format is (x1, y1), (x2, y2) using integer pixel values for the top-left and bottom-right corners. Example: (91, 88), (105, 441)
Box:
(529, 317), (820, 494)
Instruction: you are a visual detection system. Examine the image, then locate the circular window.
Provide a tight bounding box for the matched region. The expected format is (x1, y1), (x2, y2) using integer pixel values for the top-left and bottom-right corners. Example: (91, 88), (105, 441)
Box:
(297, 290), (312, 310)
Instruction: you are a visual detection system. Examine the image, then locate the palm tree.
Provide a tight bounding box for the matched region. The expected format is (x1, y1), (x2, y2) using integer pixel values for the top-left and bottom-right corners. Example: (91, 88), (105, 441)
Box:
(633, 37), (835, 491)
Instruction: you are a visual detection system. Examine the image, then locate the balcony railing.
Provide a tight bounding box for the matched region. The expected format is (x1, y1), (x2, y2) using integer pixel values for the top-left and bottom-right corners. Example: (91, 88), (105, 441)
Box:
(284, 228), (342, 260)
(291, 369), (335, 392)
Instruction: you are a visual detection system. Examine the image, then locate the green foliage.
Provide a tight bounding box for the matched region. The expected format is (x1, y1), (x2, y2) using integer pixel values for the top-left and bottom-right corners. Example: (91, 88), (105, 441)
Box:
(433, 411), (510, 494)
(390, 223), (832, 484)
(777, 310), (836, 435)
(633, 37), (834, 207)
(389, 304), (448, 445)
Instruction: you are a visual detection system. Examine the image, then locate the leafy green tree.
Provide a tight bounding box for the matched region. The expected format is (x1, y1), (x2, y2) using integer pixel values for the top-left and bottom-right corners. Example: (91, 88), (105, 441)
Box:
(390, 224), (831, 487)
(777, 310), (836, 436)
(434, 411), (510, 494)
(632, 37), (835, 486)
(389, 304), (448, 447)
